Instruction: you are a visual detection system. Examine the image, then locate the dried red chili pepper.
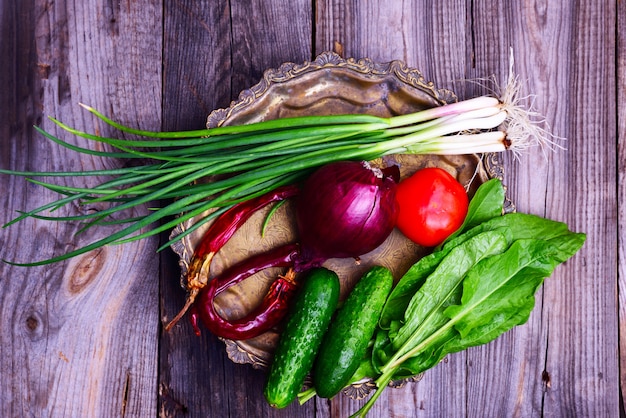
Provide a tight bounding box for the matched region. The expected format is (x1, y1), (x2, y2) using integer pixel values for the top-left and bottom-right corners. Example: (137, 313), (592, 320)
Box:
(190, 243), (300, 340)
(165, 184), (299, 331)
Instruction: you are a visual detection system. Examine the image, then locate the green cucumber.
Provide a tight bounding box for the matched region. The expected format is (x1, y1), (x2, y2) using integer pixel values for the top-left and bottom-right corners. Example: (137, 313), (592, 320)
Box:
(264, 267), (340, 409)
(312, 265), (393, 398)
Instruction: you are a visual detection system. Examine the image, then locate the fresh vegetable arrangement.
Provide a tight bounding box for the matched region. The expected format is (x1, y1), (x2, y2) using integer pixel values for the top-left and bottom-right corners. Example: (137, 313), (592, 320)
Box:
(0, 61), (584, 417)
(292, 178), (585, 416)
(166, 166), (584, 416)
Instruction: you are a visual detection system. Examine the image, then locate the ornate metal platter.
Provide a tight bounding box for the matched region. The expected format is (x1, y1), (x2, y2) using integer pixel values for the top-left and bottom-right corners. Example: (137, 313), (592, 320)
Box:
(170, 52), (505, 398)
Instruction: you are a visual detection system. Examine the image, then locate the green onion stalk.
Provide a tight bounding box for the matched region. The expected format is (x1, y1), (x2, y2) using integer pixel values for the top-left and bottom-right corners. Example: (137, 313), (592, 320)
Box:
(1, 75), (556, 266)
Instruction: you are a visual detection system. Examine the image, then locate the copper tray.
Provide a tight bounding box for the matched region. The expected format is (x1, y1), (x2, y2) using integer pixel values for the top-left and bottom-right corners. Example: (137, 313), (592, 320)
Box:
(170, 52), (506, 397)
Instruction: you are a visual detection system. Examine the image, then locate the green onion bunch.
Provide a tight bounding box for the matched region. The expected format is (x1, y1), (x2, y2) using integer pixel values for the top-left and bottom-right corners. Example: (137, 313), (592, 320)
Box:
(1, 80), (554, 266)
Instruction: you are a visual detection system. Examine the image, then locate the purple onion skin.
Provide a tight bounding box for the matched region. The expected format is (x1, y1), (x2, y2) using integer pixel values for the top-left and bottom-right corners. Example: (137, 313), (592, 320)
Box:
(294, 161), (399, 271)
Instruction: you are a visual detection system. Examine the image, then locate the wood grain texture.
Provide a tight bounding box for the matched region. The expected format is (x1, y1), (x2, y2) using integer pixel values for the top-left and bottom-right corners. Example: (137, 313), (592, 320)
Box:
(619, 0), (626, 414)
(0, 0), (162, 417)
(315, 2), (471, 416)
(0, 0), (620, 417)
(504, 2), (618, 418)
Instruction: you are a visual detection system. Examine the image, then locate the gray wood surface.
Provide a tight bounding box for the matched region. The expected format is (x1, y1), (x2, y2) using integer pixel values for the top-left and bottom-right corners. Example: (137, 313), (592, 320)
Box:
(0, 0), (620, 417)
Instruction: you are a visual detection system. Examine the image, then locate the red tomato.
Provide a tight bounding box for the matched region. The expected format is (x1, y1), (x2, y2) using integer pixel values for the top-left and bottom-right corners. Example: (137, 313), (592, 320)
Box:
(395, 167), (469, 247)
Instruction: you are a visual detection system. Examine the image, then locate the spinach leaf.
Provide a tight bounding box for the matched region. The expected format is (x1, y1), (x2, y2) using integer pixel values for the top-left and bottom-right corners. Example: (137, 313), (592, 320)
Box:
(444, 233), (586, 340)
(373, 230), (509, 371)
(377, 231), (586, 381)
(380, 212), (574, 332)
(392, 231), (510, 351)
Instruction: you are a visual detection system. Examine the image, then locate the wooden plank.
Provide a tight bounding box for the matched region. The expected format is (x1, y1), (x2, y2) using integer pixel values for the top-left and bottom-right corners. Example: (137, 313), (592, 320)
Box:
(158, 1), (313, 417)
(463, 0), (619, 415)
(618, 0), (626, 415)
(0, 0), (162, 417)
(229, 0), (314, 90)
(498, 1), (619, 417)
(315, 0), (469, 94)
(472, 0), (620, 415)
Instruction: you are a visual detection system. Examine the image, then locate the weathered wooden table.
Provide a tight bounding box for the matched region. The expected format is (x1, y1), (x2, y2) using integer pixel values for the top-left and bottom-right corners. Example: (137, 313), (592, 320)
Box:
(0, 1), (621, 417)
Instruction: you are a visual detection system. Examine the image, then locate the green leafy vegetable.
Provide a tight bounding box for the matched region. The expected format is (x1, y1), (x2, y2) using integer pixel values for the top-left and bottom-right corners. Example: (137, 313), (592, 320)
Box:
(380, 231), (509, 359)
(347, 179), (586, 418)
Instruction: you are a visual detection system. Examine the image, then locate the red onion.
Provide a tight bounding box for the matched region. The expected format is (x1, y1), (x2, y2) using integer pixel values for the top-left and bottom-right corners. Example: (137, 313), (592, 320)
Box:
(294, 161), (399, 271)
